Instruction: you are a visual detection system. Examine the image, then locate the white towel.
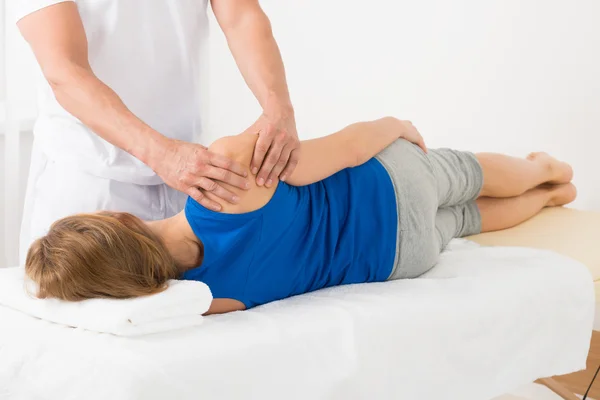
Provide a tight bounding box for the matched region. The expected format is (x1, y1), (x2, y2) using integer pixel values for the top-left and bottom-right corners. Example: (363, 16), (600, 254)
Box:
(0, 267), (213, 336)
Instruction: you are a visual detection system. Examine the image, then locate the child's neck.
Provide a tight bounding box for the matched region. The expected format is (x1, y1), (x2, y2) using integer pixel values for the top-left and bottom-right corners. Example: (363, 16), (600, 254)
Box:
(146, 213), (203, 273)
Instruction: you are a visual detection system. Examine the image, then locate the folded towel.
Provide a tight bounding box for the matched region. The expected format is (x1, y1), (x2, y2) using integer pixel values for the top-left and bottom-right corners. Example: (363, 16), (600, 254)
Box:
(0, 267), (213, 336)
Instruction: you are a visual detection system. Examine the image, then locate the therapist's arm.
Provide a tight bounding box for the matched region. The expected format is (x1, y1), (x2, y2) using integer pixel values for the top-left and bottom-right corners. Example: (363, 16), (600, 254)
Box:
(285, 118), (426, 186)
(212, 0), (300, 187)
(17, 2), (248, 212)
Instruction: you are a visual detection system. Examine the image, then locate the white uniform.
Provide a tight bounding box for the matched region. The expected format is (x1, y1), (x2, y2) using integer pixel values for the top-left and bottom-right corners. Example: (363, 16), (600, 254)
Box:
(16, 0), (208, 263)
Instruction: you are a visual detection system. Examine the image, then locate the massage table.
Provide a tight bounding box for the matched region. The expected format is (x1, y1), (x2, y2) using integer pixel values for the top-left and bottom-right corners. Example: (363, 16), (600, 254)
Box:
(468, 207), (600, 303)
(467, 206), (600, 400)
(0, 207), (596, 400)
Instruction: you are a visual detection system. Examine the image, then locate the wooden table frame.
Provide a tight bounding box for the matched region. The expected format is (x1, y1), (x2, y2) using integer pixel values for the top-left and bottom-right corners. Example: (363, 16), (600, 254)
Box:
(536, 330), (600, 400)
(538, 378), (581, 400)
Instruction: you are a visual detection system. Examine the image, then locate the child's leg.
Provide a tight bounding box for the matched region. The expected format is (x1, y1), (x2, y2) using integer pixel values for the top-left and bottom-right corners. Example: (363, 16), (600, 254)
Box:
(476, 152), (573, 198)
(434, 202), (482, 253)
(477, 183), (577, 232)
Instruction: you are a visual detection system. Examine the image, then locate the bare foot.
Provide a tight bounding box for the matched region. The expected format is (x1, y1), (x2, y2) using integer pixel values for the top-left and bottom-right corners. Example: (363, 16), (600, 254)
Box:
(526, 152), (574, 184)
(546, 183), (577, 207)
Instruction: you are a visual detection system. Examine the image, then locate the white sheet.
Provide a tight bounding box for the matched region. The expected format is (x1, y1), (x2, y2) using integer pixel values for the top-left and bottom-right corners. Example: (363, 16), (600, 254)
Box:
(0, 268), (212, 336)
(0, 240), (594, 400)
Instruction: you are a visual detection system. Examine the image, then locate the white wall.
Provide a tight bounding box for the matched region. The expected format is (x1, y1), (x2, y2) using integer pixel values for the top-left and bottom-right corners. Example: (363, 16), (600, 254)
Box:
(206, 0), (600, 210)
(0, 131), (33, 266)
(3, 0), (39, 121)
(1, 0), (36, 267)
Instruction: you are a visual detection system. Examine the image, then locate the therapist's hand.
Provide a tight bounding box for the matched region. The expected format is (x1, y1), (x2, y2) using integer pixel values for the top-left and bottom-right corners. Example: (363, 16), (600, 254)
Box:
(153, 139), (249, 211)
(245, 111), (300, 188)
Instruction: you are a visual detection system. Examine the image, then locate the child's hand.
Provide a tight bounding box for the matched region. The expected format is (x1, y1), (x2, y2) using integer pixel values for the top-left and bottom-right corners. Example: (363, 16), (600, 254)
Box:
(399, 120), (427, 153)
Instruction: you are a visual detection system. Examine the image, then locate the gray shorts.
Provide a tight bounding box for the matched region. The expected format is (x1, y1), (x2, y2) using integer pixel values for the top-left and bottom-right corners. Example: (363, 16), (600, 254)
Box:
(375, 139), (484, 280)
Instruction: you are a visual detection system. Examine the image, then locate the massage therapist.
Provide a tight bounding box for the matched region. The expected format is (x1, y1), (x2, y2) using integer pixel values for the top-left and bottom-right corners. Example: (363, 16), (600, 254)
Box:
(16, 0), (299, 264)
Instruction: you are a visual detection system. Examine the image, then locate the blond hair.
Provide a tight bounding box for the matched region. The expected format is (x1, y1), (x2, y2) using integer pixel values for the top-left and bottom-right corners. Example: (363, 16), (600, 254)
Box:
(25, 212), (180, 301)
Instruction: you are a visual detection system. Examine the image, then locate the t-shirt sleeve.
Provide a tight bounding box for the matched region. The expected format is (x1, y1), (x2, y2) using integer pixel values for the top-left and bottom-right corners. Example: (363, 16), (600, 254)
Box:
(14, 0), (75, 24)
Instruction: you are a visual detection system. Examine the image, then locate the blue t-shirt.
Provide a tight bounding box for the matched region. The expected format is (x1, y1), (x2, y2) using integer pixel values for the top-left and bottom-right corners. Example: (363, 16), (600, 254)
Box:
(182, 158), (397, 308)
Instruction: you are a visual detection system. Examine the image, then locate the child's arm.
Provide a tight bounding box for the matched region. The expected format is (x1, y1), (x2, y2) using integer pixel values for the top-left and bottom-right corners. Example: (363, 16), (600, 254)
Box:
(203, 298), (246, 315)
(286, 117), (425, 186)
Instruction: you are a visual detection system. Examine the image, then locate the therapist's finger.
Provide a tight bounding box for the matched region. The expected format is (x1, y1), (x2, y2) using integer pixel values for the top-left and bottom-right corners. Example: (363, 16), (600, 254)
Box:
(257, 140), (284, 187)
(265, 144), (292, 187)
(208, 152), (248, 178)
(187, 187), (221, 212)
(280, 148), (300, 183)
(251, 133), (274, 177)
(196, 177), (240, 205)
(202, 165), (249, 190)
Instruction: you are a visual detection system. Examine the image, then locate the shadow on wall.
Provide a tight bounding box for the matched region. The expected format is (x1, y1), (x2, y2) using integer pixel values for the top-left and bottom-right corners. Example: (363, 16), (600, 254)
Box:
(0, 131), (34, 268)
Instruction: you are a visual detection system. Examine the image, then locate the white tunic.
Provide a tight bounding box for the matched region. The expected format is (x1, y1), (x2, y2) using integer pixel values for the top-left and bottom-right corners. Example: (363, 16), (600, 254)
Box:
(16, 0), (208, 184)
(16, 0), (209, 263)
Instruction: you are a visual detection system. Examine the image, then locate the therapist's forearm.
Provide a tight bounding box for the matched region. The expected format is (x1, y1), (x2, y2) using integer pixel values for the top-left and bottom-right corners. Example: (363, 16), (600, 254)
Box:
(48, 64), (166, 166)
(222, 7), (293, 116)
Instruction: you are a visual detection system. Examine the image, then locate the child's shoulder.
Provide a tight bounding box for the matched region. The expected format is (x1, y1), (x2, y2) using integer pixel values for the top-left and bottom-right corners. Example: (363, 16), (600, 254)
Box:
(206, 134), (276, 213)
(208, 134), (258, 168)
